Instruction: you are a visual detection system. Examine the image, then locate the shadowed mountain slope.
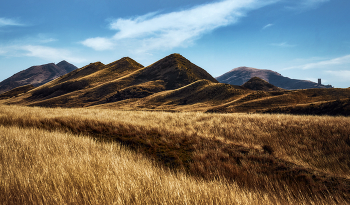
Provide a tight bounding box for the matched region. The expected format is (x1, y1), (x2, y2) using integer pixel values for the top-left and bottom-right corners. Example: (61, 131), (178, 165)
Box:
(216, 66), (333, 90)
(0, 61), (77, 94)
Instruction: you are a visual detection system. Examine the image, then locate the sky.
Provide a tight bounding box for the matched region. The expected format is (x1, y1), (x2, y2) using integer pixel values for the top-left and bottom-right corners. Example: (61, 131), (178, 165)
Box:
(1, 0), (350, 88)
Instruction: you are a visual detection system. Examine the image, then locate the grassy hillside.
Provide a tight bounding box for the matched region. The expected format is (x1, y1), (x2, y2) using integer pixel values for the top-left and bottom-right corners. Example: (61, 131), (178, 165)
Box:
(0, 104), (350, 204)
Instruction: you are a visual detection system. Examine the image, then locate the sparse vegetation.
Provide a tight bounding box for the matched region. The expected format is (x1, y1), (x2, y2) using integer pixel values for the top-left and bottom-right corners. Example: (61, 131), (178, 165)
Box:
(0, 104), (350, 204)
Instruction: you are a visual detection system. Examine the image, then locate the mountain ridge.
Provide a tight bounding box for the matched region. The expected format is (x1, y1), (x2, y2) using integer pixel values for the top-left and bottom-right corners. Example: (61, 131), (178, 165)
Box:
(8, 53), (219, 108)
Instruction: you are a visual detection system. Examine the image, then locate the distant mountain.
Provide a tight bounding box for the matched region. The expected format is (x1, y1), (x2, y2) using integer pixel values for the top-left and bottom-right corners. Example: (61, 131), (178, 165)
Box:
(216, 66), (333, 90)
(0, 61), (78, 94)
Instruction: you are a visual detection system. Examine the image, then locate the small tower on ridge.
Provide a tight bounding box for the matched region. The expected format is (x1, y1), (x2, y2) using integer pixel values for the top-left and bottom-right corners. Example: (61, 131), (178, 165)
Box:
(318, 78), (321, 86)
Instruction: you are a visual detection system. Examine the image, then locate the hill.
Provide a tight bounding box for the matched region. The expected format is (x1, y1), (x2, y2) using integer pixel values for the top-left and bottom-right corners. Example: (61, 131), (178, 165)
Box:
(0, 61), (77, 94)
(216, 66), (333, 90)
(242, 77), (283, 91)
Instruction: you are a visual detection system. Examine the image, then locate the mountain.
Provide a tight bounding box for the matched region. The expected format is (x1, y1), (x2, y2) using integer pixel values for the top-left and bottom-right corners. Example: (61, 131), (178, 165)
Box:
(216, 66), (333, 90)
(0, 61), (78, 94)
(4, 53), (219, 108)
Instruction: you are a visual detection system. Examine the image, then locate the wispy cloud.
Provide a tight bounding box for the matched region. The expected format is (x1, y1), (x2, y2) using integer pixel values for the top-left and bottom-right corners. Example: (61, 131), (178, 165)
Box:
(0, 17), (23, 27)
(271, 42), (296, 47)
(283, 54), (350, 70)
(285, 0), (330, 9)
(300, 0), (330, 8)
(82, 0), (278, 53)
(0, 45), (86, 63)
(262, 23), (273, 30)
(22, 45), (86, 63)
(37, 38), (57, 44)
(21, 34), (58, 44)
(325, 70), (350, 82)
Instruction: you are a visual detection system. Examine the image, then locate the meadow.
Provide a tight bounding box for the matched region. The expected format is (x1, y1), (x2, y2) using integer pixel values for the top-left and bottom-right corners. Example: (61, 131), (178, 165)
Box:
(0, 104), (349, 204)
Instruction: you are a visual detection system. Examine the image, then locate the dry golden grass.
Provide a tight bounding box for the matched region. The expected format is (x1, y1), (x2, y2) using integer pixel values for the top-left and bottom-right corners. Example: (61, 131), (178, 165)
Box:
(1, 125), (273, 204)
(0, 104), (349, 204)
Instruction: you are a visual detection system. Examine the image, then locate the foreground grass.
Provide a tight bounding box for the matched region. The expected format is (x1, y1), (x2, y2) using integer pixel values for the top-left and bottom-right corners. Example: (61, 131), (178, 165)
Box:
(0, 104), (349, 203)
(0, 125), (299, 204)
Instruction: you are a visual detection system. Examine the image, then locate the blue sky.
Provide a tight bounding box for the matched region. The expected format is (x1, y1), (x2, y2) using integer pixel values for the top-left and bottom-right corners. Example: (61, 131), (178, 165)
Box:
(1, 0), (349, 88)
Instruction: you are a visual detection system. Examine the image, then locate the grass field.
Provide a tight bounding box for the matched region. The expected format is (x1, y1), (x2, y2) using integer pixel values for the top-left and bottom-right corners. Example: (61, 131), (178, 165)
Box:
(0, 104), (350, 204)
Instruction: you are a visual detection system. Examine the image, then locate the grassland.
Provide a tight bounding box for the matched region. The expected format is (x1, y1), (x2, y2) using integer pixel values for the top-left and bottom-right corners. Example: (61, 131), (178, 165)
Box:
(0, 104), (350, 204)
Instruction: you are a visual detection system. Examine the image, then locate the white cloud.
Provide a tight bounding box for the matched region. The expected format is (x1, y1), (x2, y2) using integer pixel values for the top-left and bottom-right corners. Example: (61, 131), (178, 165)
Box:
(81, 37), (115, 51)
(325, 70), (350, 82)
(0, 17), (23, 27)
(0, 45), (86, 64)
(82, 0), (278, 53)
(283, 54), (350, 70)
(271, 42), (296, 47)
(22, 45), (86, 63)
(262, 23), (273, 30)
(21, 34), (58, 44)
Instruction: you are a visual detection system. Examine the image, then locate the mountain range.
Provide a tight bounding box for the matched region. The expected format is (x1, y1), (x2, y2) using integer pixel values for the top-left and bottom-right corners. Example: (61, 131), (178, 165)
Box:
(216, 66), (333, 90)
(0, 60), (77, 94)
(0, 54), (349, 116)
